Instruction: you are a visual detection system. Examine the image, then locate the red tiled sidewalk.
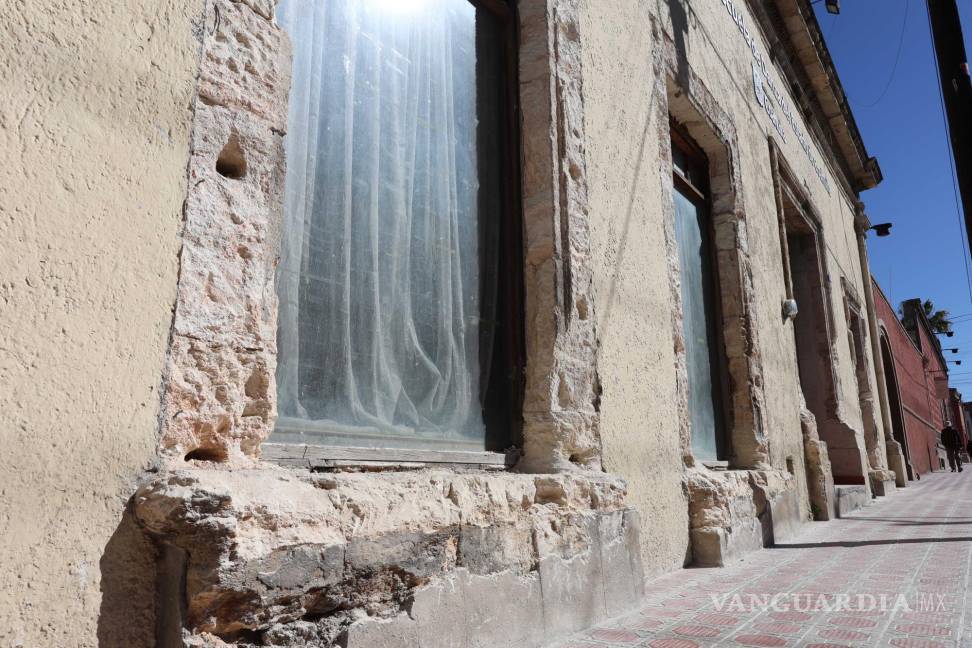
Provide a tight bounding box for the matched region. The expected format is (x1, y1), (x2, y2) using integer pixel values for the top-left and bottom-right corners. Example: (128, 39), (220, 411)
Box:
(551, 471), (972, 648)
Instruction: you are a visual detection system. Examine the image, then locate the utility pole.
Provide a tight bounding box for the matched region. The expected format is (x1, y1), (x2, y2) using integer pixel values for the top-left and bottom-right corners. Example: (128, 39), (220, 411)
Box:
(927, 0), (972, 259)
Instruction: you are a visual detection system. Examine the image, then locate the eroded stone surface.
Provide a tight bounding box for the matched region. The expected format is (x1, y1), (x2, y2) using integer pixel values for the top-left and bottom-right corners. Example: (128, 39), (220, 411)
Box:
(518, 0), (604, 472)
(159, 0), (290, 460)
(199, 0), (290, 131)
(801, 405), (837, 521)
(686, 468), (798, 567)
(134, 465), (639, 646)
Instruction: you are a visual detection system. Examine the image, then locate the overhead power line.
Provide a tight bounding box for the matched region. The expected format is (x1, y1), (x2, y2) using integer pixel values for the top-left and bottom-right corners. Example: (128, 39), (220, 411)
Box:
(861, 0), (910, 108)
(925, 0), (972, 303)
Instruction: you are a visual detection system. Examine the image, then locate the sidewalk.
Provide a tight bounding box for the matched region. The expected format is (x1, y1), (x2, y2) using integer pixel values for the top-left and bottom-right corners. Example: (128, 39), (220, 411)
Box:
(552, 471), (972, 648)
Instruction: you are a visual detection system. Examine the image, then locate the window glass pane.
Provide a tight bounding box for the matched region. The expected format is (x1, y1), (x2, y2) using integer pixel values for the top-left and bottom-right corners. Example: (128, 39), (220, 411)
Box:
(274, 0), (497, 450)
(673, 184), (724, 461)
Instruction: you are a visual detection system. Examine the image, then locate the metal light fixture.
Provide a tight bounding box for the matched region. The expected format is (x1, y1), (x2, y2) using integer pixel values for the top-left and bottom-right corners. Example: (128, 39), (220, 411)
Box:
(947, 348), (960, 354)
(869, 222), (893, 237)
(949, 360), (963, 366)
(937, 331), (956, 338)
(812, 0), (841, 15)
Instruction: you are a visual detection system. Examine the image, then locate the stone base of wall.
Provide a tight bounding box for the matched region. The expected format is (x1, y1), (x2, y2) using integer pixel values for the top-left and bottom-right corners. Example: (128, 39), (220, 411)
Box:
(686, 469), (802, 567)
(834, 485), (870, 517)
(801, 408), (837, 521)
(134, 464), (645, 647)
(869, 469), (897, 497)
(886, 440), (909, 487)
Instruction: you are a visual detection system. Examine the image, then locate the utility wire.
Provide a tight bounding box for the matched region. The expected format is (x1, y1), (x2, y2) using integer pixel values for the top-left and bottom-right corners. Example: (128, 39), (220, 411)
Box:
(860, 0), (909, 108)
(924, 0), (972, 303)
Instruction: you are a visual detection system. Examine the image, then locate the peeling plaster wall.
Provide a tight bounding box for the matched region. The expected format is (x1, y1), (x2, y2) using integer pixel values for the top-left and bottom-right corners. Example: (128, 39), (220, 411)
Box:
(0, 0), (205, 645)
(580, 0), (883, 571)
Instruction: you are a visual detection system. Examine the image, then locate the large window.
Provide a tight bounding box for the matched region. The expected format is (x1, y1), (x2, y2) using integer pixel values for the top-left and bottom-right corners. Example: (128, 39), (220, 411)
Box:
(273, 0), (521, 454)
(671, 125), (728, 462)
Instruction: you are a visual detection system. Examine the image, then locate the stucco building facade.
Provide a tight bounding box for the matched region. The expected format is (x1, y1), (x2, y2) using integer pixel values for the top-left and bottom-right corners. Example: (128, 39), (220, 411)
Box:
(2, 0), (909, 646)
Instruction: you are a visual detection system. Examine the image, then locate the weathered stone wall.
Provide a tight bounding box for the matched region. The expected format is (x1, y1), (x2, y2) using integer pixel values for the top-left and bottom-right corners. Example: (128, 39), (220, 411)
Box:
(518, 0), (604, 472)
(135, 467), (643, 646)
(579, 0), (886, 572)
(1, 0), (892, 643)
(0, 0), (205, 645)
(158, 0), (290, 462)
(686, 468), (798, 566)
(138, 0), (648, 646)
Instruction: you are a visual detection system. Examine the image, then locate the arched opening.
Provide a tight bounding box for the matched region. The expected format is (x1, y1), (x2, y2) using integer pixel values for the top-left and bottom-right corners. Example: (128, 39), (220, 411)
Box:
(880, 331), (913, 480)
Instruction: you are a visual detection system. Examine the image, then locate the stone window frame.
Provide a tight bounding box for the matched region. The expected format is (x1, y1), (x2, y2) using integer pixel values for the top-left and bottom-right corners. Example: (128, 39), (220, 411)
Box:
(669, 119), (734, 463)
(158, 0), (607, 476)
(653, 21), (771, 471)
(841, 279), (869, 392)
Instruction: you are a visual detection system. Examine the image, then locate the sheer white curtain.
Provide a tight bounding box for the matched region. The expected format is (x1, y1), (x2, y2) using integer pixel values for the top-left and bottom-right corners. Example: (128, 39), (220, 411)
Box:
(274, 0), (486, 449)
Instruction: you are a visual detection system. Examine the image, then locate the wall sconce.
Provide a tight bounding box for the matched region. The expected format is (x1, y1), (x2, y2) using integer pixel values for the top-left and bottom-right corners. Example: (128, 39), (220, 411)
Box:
(869, 223), (893, 237)
(812, 0), (841, 15)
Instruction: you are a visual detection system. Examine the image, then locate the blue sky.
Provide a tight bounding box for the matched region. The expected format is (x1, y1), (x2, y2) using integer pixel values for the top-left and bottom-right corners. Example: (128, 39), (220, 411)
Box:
(812, 0), (972, 383)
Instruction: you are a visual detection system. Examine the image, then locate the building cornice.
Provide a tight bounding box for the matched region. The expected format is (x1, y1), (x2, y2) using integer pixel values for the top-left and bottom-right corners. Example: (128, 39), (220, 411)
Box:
(747, 0), (882, 193)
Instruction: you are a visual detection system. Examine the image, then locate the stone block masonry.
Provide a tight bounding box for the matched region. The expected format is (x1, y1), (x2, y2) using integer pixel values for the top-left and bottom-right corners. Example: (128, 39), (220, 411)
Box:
(158, 0), (290, 461)
(135, 467), (645, 646)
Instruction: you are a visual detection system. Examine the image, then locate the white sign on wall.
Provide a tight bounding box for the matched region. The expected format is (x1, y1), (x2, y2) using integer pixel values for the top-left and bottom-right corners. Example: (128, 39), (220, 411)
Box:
(720, 0), (832, 195)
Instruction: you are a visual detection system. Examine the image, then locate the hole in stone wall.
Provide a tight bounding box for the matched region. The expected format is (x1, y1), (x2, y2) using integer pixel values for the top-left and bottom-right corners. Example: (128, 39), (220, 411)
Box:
(576, 297), (589, 321)
(216, 133), (247, 180)
(786, 456), (795, 475)
(184, 446), (228, 463)
(244, 367), (269, 399)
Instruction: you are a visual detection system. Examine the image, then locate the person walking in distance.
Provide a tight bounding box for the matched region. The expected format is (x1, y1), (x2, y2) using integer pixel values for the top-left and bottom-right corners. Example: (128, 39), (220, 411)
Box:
(942, 422), (963, 472)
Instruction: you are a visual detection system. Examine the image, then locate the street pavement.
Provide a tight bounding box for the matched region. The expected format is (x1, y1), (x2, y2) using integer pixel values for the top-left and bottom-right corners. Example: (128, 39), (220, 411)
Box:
(552, 470), (972, 648)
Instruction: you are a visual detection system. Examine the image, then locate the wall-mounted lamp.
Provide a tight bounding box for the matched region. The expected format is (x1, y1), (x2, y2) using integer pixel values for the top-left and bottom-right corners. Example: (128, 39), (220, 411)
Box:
(950, 360), (963, 366)
(946, 348), (960, 354)
(937, 331), (956, 338)
(869, 223), (893, 237)
(811, 0), (841, 15)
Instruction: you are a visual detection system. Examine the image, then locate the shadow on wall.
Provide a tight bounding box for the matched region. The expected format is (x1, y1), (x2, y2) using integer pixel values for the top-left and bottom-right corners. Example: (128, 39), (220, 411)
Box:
(667, 0), (690, 87)
(97, 502), (157, 648)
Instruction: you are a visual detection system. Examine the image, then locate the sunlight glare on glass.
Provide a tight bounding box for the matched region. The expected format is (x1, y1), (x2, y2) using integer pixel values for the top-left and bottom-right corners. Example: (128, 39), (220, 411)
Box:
(368, 0), (427, 15)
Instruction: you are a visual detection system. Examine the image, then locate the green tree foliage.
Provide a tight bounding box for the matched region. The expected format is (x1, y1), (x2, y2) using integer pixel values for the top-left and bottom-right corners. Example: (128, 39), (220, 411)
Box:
(921, 299), (953, 334)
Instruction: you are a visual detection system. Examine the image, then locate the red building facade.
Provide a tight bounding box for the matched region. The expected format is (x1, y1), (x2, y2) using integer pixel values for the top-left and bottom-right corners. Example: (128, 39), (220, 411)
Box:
(872, 280), (950, 478)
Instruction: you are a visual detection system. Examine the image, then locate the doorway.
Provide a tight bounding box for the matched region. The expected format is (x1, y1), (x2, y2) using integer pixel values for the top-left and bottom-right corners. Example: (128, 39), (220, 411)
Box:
(781, 186), (867, 485)
(878, 333), (913, 479)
